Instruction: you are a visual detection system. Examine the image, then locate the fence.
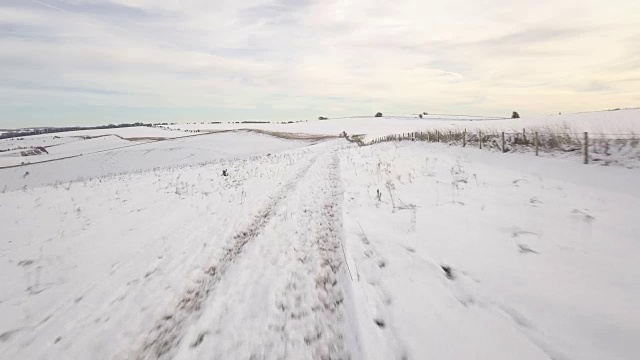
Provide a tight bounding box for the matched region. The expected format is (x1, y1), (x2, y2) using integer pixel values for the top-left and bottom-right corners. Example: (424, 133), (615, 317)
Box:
(363, 129), (639, 165)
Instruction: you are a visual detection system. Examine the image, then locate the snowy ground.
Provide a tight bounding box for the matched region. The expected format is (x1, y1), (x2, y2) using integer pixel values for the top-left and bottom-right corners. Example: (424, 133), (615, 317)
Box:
(1, 129), (639, 359)
(340, 141), (640, 360)
(0, 131), (314, 191)
(167, 109), (640, 141)
(0, 127), (194, 168)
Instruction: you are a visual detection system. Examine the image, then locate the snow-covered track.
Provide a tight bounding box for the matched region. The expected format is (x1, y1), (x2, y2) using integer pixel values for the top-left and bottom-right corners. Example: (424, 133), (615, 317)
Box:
(150, 150), (353, 359)
(134, 155), (320, 359)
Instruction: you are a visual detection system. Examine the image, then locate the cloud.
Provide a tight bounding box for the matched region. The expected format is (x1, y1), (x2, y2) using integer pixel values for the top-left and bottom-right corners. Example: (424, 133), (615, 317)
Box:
(0, 81), (131, 95)
(0, 0), (639, 127)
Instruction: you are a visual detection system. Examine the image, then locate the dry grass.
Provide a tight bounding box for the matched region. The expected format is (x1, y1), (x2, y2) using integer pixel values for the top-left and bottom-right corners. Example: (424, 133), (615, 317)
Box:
(365, 127), (640, 167)
(122, 136), (168, 141)
(243, 129), (338, 141)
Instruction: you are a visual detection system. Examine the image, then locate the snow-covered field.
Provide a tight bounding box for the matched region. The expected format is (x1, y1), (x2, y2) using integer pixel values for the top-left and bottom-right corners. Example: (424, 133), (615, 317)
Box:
(168, 109), (640, 141)
(0, 135), (136, 168)
(1, 121), (639, 359)
(0, 127), (196, 168)
(340, 142), (639, 360)
(0, 131), (315, 191)
(1, 127), (192, 148)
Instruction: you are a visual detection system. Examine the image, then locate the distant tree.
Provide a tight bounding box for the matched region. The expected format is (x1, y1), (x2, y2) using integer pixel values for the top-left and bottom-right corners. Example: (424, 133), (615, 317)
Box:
(318, 116), (328, 120)
(511, 111), (520, 119)
(375, 112), (383, 117)
(423, 112), (428, 115)
(419, 114), (423, 118)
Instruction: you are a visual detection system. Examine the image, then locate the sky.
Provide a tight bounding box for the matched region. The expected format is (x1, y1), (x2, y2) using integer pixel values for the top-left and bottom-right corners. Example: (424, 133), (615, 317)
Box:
(0, 0), (639, 128)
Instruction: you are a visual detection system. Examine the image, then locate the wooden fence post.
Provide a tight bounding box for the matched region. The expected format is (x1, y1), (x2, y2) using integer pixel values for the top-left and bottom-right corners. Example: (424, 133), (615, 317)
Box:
(437, 131), (440, 142)
(535, 132), (539, 156)
(463, 130), (466, 147)
(479, 131), (482, 149)
(501, 132), (505, 153)
(583, 132), (589, 164)
(523, 128), (527, 144)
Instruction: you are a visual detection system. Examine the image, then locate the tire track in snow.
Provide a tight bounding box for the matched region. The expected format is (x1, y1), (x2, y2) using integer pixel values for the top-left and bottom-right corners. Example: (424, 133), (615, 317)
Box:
(133, 154), (320, 360)
(265, 151), (350, 359)
(175, 150), (352, 359)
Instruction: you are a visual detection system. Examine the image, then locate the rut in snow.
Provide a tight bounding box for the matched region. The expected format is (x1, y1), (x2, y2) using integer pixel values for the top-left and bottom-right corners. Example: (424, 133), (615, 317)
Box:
(134, 155), (319, 360)
(262, 152), (350, 359)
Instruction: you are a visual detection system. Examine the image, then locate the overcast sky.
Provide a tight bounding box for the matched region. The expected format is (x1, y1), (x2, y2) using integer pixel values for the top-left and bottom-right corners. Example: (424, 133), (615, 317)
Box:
(1, 0), (639, 127)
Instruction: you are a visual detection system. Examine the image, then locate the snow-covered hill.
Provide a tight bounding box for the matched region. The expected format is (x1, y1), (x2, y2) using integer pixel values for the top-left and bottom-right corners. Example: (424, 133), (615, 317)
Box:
(0, 127), (196, 168)
(1, 122), (639, 359)
(0, 131), (316, 191)
(167, 109), (640, 141)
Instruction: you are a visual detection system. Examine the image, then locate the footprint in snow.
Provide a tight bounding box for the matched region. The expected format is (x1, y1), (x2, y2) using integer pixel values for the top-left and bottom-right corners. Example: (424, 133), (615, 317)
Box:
(571, 209), (595, 223)
(512, 178), (528, 187)
(509, 226), (537, 238)
(529, 197), (543, 206)
(518, 244), (539, 254)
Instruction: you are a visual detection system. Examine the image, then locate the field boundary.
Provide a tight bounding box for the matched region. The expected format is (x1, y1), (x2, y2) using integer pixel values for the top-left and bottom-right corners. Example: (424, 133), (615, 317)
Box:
(357, 129), (639, 166)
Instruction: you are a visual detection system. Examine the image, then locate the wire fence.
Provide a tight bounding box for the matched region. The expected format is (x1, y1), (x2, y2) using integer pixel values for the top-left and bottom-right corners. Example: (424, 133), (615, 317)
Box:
(358, 129), (640, 165)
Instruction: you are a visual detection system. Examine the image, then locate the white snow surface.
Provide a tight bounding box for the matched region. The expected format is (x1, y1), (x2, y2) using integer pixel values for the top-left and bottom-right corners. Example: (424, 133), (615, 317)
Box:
(0, 135), (133, 168)
(169, 109), (640, 141)
(1, 131), (639, 359)
(49, 127), (192, 139)
(0, 131), (313, 190)
(340, 141), (639, 360)
(1, 127), (191, 146)
(0, 127), (196, 168)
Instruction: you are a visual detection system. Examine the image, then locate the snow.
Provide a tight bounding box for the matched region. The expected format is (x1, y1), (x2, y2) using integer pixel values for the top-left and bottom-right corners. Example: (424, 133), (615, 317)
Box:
(53, 126), (192, 139)
(483, 109), (640, 134)
(339, 141), (640, 360)
(0, 141), (333, 360)
(0, 131), (314, 190)
(0, 135), (81, 152)
(168, 109), (640, 141)
(1, 128), (639, 359)
(1, 126), (192, 145)
(0, 135), (134, 168)
(0, 127), (195, 168)
(167, 115), (506, 140)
